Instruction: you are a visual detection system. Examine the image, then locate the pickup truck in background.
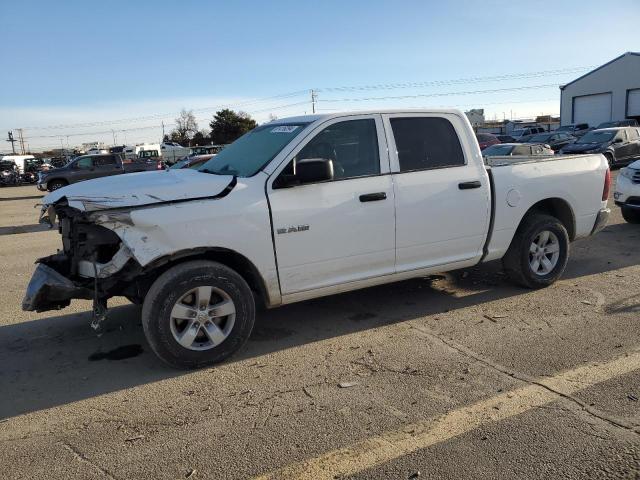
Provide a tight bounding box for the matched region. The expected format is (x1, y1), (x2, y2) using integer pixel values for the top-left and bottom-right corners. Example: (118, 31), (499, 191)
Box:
(23, 109), (611, 368)
(37, 153), (163, 191)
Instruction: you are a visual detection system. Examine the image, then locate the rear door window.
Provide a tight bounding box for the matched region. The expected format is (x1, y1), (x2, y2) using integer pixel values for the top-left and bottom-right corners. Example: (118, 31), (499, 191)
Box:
(390, 117), (465, 172)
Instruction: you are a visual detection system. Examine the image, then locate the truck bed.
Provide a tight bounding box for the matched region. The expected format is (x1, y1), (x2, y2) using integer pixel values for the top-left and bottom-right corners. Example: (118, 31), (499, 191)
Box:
(485, 153), (599, 167)
(483, 152), (608, 263)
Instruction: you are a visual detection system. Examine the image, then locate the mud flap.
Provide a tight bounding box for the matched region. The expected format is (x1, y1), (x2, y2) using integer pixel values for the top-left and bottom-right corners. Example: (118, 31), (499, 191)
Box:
(22, 263), (93, 312)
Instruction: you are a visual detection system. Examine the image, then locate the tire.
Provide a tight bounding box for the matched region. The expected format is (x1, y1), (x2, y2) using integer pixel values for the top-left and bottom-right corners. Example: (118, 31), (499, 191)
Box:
(141, 260), (255, 369)
(603, 152), (614, 167)
(621, 206), (640, 224)
(48, 180), (67, 191)
(502, 213), (570, 289)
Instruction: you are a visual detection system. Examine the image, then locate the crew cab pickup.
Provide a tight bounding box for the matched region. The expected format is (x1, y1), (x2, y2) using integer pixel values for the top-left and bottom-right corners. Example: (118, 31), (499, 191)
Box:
(37, 153), (163, 191)
(23, 110), (611, 368)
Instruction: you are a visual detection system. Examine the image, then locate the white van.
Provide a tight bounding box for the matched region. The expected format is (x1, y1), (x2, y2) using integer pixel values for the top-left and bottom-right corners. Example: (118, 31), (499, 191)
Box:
(132, 143), (190, 165)
(1, 155), (36, 174)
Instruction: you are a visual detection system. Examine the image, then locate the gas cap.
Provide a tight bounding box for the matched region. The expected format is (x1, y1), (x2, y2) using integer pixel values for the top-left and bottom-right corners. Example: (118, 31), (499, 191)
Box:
(506, 188), (522, 207)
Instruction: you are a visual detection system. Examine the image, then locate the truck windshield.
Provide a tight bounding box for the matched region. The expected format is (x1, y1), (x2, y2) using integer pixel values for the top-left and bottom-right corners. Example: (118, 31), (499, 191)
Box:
(197, 123), (310, 177)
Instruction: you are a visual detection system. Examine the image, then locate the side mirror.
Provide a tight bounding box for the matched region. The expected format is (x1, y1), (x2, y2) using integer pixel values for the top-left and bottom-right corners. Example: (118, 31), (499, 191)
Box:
(296, 158), (334, 184)
(614, 138), (624, 144)
(274, 158), (334, 188)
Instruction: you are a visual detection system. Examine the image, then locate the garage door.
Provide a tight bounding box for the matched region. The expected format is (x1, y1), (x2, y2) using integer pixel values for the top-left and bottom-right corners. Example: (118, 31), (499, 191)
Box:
(627, 89), (640, 117)
(573, 93), (612, 127)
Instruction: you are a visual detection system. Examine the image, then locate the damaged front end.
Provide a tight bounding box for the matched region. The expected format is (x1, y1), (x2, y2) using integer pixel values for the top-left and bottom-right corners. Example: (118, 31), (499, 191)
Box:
(23, 200), (141, 328)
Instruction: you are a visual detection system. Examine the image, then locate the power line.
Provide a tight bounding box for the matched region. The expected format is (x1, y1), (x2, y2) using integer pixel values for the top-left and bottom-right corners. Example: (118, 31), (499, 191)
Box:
(313, 66), (591, 93)
(320, 83), (560, 103)
(15, 65), (589, 132)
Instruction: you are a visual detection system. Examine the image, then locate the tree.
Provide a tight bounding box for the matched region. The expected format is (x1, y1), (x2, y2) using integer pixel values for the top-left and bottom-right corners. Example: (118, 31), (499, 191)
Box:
(170, 109), (199, 146)
(192, 130), (208, 146)
(209, 109), (257, 144)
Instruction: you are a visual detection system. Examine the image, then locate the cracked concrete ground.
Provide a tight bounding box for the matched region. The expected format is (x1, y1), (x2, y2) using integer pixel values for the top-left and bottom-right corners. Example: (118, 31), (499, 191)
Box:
(0, 174), (639, 479)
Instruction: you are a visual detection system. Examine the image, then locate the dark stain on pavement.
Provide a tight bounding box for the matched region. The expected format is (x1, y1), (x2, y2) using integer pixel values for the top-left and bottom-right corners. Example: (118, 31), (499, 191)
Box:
(89, 344), (144, 361)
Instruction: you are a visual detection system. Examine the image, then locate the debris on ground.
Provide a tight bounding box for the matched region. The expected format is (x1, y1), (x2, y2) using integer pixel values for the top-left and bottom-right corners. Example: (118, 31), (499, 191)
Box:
(627, 394), (638, 402)
(125, 435), (145, 442)
(483, 314), (508, 323)
(408, 471), (421, 479)
(186, 468), (196, 478)
(338, 381), (358, 388)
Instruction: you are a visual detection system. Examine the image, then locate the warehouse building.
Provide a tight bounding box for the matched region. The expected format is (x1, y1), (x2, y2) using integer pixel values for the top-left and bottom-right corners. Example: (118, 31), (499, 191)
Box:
(560, 52), (640, 127)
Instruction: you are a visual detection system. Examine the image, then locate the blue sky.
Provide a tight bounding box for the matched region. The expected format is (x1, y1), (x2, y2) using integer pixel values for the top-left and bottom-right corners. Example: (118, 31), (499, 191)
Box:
(2, 0), (639, 150)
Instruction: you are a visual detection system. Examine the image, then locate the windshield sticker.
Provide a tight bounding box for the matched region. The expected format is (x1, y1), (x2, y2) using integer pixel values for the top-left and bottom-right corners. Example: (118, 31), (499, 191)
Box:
(271, 126), (299, 134)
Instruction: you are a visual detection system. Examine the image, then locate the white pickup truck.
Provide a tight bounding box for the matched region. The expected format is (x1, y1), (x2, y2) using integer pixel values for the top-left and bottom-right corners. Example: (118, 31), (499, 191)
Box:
(23, 110), (611, 368)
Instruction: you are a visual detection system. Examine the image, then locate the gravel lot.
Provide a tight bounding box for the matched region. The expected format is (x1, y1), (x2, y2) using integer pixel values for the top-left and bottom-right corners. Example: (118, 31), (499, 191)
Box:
(0, 173), (638, 479)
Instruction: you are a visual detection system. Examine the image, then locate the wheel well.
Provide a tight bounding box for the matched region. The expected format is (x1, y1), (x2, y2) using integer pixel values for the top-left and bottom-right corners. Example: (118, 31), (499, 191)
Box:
(523, 198), (576, 240)
(136, 248), (272, 308)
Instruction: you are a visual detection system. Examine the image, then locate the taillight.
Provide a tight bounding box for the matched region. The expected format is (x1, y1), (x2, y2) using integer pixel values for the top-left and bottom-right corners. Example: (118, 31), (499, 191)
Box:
(602, 167), (611, 201)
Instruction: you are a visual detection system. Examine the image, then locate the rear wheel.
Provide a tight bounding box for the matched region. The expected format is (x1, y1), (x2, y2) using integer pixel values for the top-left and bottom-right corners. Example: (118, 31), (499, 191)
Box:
(621, 206), (640, 224)
(48, 180), (68, 191)
(503, 213), (570, 289)
(141, 260), (255, 369)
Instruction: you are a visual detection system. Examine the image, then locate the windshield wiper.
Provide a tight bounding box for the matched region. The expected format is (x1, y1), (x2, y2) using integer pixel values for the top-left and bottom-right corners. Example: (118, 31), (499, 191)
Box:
(199, 167), (240, 176)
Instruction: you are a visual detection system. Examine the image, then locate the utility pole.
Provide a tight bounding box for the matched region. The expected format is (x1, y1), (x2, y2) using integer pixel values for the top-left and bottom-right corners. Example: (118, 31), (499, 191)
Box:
(17, 129), (25, 154)
(161, 121), (165, 142)
(111, 129), (116, 146)
(6, 131), (17, 153)
(311, 90), (317, 114)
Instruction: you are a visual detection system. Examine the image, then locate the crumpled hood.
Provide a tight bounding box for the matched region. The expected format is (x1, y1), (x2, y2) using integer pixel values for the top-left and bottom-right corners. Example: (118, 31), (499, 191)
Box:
(42, 169), (235, 211)
(628, 159), (640, 170)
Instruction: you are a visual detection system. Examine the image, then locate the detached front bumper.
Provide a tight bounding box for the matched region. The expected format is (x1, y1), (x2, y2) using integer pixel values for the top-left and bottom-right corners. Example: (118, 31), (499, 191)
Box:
(22, 263), (93, 312)
(590, 208), (610, 235)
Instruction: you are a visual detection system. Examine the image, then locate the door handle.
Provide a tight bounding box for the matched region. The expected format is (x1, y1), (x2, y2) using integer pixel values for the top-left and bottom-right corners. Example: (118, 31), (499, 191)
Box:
(359, 192), (387, 202)
(458, 180), (482, 190)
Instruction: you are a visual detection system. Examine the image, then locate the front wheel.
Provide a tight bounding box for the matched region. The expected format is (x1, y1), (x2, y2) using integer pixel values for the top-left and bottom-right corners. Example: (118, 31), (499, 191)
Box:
(142, 260), (255, 369)
(621, 206), (640, 224)
(502, 213), (570, 289)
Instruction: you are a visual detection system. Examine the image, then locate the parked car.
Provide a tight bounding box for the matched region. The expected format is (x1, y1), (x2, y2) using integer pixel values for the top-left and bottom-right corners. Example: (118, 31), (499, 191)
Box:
(511, 127), (545, 140)
(525, 132), (576, 152)
(24, 109), (611, 368)
(556, 123), (591, 137)
(476, 133), (500, 150)
(614, 159), (640, 223)
(123, 143), (190, 164)
(559, 127), (640, 166)
(482, 143), (554, 157)
(37, 153), (163, 191)
(495, 135), (517, 143)
(190, 145), (225, 156)
(0, 160), (20, 186)
(596, 119), (639, 129)
(170, 154), (215, 170)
